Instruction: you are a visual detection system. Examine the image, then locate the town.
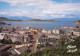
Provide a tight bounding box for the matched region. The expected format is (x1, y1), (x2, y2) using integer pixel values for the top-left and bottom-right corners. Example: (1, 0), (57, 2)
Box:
(0, 25), (80, 56)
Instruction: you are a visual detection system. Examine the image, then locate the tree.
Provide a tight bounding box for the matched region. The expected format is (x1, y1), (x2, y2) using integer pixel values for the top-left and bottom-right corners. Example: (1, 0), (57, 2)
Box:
(0, 38), (13, 44)
(45, 43), (52, 47)
(27, 46), (67, 56)
(58, 36), (66, 46)
(37, 44), (44, 49)
(20, 36), (80, 56)
(70, 36), (80, 49)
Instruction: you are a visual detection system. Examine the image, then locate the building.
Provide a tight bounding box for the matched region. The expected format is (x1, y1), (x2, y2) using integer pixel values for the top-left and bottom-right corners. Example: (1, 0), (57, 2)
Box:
(73, 26), (79, 29)
(38, 35), (57, 45)
(0, 33), (5, 40)
(48, 34), (61, 39)
(47, 30), (52, 34)
(52, 28), (65, 34)
(4, 34), (29, 42)
(18, 31), (26, 34)
(71, 30), (80, 36)
(70, 26), (79, 29)
(42, 29), (52, 34)
(42, 29), (48, 34)
(66, 32), (72, 36)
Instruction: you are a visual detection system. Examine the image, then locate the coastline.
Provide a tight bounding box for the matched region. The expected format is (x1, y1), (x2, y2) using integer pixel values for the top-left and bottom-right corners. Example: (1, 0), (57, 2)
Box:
(0, 17), (59, 22)
(75, 20), (80, 24)
(0, 22), (7, 25)
(4, 20), (59, 22)
(0, 21), (11, 26)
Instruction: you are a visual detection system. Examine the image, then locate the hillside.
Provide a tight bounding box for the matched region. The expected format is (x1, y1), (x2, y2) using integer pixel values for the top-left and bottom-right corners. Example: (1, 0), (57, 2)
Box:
(23, 19), (59, 22)
(53, 18), (80, 22)
(0, 17), (9, 21)
(0, 17), (58, 22)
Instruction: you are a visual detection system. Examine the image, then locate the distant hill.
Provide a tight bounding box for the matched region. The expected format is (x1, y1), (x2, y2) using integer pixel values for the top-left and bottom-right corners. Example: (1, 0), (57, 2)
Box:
(0, 17), (8, 25)
(6, 16), (33, 20)
(21, 19), (58, 22)
(32, 19), (42, 21)
(51, 18), (80, 22)
(0, 17), (58, 22)
(30, 19), (58, 22)
(0, 17), (9, 21)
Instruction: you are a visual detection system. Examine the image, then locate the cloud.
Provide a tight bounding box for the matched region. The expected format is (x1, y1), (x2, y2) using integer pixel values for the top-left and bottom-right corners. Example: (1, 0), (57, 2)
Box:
(0, 0), (80, 19)
(0, 12), (8, 14)
(28, 3), (80, 19)
(0, 11), (29, 16)
(0, 0), (55, 7)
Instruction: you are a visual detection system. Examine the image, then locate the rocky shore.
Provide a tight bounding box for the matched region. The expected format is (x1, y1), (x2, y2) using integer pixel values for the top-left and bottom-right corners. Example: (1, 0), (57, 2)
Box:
(75, 20), (80, 24)
(0, 22), (11, 25)
(0, 22), (6, 25)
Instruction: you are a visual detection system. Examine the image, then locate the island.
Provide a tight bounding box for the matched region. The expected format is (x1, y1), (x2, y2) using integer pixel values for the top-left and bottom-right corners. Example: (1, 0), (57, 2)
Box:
(0, 17), (9, 21)
(0, 17), (11, 25)
(0, 22), (7, 25)
(21, 19), (59, 22)
(0, 17), (59, 22)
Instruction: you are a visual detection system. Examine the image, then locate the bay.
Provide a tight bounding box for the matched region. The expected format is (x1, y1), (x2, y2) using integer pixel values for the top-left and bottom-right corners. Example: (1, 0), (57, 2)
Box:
(1, 21), (78, 30)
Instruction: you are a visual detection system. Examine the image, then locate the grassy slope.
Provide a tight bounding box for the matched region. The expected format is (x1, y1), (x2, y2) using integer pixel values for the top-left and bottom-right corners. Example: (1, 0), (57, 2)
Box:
(0, 17), (9, 21)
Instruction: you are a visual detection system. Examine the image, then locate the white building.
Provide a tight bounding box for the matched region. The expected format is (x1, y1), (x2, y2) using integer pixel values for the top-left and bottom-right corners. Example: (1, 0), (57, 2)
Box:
(42, 29), (48, 33)
(0, 33), (5, 40)
(52, 28), (64, 34)
(48, 34), (61, 39)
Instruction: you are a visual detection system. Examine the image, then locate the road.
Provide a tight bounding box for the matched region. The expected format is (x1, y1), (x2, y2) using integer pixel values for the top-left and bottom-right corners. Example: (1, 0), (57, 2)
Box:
(32, 34), (41, 52)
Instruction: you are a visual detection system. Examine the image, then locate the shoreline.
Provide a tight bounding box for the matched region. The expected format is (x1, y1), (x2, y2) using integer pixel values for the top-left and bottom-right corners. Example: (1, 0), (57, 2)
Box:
(3, 20), (59, 22)
(0, 22), (7, 25)
(1, 21), (76, 30)
(75, 20), (80, 24)
(0, 22), (11, 26)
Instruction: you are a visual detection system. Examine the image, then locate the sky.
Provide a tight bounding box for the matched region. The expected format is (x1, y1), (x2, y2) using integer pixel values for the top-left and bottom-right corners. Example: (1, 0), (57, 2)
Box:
(0, 0), (80, 19)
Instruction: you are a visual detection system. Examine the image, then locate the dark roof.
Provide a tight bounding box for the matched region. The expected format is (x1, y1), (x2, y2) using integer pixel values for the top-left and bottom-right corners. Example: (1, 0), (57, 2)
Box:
(0, 51), (11, 56)
(1, 31), (10, 33)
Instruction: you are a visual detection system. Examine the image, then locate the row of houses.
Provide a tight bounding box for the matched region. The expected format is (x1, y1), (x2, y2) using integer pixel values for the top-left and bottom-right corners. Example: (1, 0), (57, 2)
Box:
(37, 34), (62, 45)
(0, 27), (39, 43)
(42, 28), (65, 35)
(42, 26), (80, 36)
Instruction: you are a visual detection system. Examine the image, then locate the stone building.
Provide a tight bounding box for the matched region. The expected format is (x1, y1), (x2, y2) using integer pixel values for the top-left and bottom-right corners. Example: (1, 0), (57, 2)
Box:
(0, 33), (5, 40)
(52, 28), (65, 34)
(4, 35), (29, 42)
(38, 36), (57, 45)
(71, 30), (80, 36)
(48, 34), (61, 39)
